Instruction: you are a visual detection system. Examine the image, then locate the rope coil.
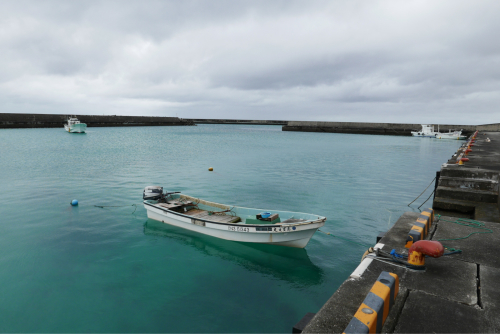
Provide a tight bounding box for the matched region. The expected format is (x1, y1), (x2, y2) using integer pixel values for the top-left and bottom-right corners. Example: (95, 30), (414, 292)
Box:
(436, 215), (493, 242)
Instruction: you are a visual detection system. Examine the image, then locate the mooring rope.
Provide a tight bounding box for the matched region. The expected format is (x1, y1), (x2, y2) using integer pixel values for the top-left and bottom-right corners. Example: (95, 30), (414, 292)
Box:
(408, 176), (436, 206)
(94, 203), (142, 214)
(417, 189), (436, 209)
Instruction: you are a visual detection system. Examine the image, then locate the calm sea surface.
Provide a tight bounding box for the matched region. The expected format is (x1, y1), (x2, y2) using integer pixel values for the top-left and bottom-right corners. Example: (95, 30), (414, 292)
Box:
(0, 125), (461, 332)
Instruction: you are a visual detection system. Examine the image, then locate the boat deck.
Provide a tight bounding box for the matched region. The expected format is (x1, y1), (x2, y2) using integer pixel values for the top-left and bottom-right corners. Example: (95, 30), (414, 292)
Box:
(156, 200), (309, 225)
(157, 203), (241, 224)
(186, 208), (241, 224)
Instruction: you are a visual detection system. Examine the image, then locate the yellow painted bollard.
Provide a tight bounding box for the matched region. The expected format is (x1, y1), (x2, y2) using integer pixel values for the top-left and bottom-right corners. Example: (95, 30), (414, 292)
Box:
(344, 271), (399, 334)
(416, 215), (431, 235)
(420, 208), (434, 225)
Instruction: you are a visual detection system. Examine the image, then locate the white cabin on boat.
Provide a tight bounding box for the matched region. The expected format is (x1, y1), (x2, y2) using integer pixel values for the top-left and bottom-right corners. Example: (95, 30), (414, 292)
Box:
(411, 124), (437, 137)
(64, 116), (87, 133)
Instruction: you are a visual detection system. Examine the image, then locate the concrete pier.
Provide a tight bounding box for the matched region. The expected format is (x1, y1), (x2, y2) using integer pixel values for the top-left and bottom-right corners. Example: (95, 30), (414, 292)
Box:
(300, 131), (500, 333)
(0, 113), (195, 129)
(434, 132), (500, 222)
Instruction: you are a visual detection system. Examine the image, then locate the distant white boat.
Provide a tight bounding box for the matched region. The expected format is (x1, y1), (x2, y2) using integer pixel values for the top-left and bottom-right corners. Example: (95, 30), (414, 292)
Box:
(64, 116), (87, 133)
(411, 124), (437, 137)
(435, 129), (467, 140)
(411, 124), (466, 140)
(142, 186), (326, 248)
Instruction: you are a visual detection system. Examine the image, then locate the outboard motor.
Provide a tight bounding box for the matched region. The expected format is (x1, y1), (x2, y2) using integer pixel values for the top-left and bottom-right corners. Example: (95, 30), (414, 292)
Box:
(143, 186), (163, 200)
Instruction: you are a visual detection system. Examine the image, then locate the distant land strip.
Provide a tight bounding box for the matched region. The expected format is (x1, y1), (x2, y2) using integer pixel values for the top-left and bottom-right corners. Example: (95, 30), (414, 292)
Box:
(187, 119), (287, 125)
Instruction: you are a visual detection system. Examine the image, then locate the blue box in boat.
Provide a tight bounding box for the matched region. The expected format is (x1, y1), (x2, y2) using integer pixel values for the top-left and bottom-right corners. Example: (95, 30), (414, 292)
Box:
(256, 213), (279, 222)
(260, 212), (271, 219)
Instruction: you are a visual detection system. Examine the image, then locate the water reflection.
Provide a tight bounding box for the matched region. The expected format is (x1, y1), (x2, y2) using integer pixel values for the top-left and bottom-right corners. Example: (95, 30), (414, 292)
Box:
(143, 219), (324, 287)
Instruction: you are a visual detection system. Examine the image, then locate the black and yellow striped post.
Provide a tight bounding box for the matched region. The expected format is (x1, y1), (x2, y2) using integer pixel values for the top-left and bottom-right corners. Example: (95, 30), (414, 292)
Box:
(344, 271), (399, 334)
(420, 208), (434, 225)
(416, 215), (431, 235)
(405, 210), (434, 248)
(405, 224), (424, 248)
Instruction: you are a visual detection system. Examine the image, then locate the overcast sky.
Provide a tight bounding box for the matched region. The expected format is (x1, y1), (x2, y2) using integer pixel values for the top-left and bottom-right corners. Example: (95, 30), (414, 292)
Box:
(1, 0), (499, 124)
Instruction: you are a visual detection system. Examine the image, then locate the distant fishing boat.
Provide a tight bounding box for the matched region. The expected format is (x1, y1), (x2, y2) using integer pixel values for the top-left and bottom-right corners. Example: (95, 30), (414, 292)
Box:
(411, 124), (437, 137)
(142, 186), (326, 248)
(435, 129), (467, 140)
(411, 124), (466, 140)
(64, 116), (87, 133)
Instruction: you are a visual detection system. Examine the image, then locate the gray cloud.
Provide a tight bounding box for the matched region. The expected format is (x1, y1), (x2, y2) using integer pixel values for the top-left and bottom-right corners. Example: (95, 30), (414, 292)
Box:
(1, 0), (499, 124)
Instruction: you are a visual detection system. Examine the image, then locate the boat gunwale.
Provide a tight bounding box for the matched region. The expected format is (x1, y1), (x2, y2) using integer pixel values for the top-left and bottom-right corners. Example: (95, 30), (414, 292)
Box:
(143, 200), (326, 228)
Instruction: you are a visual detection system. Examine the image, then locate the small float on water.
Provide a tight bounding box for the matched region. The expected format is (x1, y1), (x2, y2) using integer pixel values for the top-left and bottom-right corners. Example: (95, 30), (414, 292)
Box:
(64, 116), (87, 133)
(142, 186), (326, 248)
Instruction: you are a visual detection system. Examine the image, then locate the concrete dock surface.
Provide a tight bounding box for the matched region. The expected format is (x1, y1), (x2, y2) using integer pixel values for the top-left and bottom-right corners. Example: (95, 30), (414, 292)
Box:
(301, 132), (500, 333)
(434, 132), (500, 222)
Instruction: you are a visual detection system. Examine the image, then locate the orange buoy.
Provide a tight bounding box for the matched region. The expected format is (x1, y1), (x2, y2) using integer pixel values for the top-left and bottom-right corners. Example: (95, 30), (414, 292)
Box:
(461, 158), (469, 162)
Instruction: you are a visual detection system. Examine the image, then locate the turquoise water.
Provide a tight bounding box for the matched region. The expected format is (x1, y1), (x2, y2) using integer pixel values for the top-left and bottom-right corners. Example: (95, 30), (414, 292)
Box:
(0, 125), (461, 332)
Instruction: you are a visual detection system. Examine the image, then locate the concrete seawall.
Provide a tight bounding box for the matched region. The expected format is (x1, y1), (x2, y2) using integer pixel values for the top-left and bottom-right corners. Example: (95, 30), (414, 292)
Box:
(282, 121), (484, 136)
(0, 113), (195, 129)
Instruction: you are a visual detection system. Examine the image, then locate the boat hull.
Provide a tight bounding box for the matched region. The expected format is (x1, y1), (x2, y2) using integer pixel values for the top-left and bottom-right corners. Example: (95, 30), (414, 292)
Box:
(411, 133), (436, 138)
(144, 202), (325, 248)
(435, 133), (466, 140)
(64, 123), (87, 133)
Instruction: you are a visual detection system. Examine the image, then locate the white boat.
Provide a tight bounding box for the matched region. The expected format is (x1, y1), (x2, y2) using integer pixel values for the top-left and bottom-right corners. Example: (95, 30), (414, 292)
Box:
(435, 129), (467, 140)
(64, 116), (87, 133)
(142, 186), (326, 248)
(411, 124), (466, 140)
(411, 124), (437, 137)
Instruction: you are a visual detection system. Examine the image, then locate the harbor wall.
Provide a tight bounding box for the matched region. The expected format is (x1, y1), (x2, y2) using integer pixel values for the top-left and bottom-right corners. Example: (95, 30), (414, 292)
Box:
(282, 121), (480, 136)
(476, 123), (500, 132)
(0, 113), (195, 129)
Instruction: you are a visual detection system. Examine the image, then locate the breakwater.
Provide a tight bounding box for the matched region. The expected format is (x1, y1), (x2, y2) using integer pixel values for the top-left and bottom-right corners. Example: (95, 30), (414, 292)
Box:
(282, 121), (485, 136)
(0, 113), (194, 128)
